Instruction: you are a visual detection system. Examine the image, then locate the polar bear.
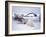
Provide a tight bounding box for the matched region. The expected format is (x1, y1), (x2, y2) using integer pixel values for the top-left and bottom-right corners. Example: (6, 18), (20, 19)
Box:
(26, 19), (34, 27)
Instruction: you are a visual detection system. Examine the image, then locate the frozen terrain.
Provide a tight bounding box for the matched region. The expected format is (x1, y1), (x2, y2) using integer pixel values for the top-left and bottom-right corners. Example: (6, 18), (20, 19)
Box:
(12, 6), (41, 31)
(12, 17), (40, 31)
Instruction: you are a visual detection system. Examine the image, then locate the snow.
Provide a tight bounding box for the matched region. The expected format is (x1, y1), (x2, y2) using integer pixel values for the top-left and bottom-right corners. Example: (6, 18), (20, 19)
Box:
(12, 6), (40, 31)
(12, 17), (40, 31)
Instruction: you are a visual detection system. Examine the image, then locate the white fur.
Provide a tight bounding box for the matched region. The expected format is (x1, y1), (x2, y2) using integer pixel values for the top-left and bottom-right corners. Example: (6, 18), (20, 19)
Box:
(26, 19), (34, 27)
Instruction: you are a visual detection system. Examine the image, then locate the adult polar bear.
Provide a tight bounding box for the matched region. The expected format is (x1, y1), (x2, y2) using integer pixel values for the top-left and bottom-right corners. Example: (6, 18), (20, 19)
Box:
(26, 19), (34, 27)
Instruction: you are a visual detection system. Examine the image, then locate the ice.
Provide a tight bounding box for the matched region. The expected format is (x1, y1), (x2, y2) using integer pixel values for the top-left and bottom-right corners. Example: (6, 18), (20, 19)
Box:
(12, 16), (40, 31)
(12, 6), (40, 31)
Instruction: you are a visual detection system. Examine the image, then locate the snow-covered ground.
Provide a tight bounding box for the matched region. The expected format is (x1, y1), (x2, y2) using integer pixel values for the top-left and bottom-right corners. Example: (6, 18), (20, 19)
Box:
(12, 16), (40, 31)
(12, 6), (40, 32)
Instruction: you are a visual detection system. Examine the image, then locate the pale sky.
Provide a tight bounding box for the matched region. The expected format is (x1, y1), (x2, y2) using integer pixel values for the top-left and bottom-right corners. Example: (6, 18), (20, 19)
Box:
(12, 6), (41, 16)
